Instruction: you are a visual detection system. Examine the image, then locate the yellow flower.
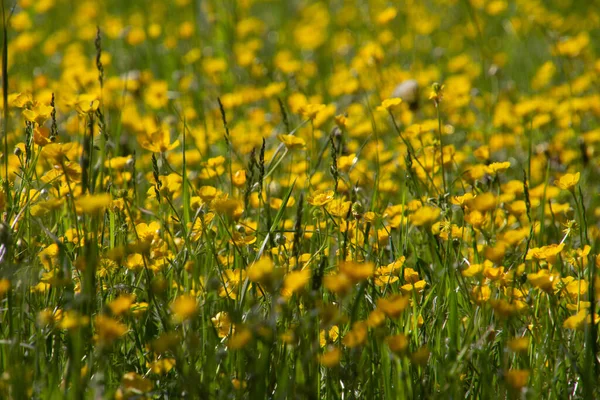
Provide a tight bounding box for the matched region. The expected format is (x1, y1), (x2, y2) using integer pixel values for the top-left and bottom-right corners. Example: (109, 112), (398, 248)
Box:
(376, 7), (397, 25)
(323, 273), (353, 295)
(342, 321), (368, 348)
(400, 279), (427, 294)
(429, 82), (444, 104)
(486, 161), (511, 174)
(0, 279), (10, 297)
(467, 192), (496, 212)
(212, 197), (244, 219)
(228, 327), (252, 350)
(504, 369), (530, 390)
(299, 103), (326, 120)
(319, 346), (341, 367)
(526, 243), (564, 263)
(367, 309), (386, 327)
(410, 346), (430, 366)
(307, 189), (335, 206)
(527, 269), (558, 292)
(120, 372), (153, 395)
(563, 309), (600, 330)
(148, 358), (176, 374)
(232, 170), (247, 187)
(108, 294), (136, 316)
(170, 295), (198, 323)
(507, 337), (529, 353)
(377, 295), (410, 318)
(403, 266), (419, 283)
(554, 32), (589, 58)
(462, 263), (484, 278)
(95, 315), (128, 346)
(410, 206), (441, 226)
(211, 312), (233, 338)
(247, 257), (274, 283)
(319, 326), (340, 347)
(74, 94), (100, 114)
(339, 261), (374, 283)
(58, 311), (89, 330)
(219, 269), (247, 299)
(277, 134), (306, 150)
(334, 114), (347, 129)
(144, 80), (169, 109)
(555, 172), (580, 191)
(75, 193), (112, 215)
(386, 334), (409, 355)
(198, 185), (219, 201)
(22, 103), (53, 125)
(282, 268), (311, 298)
(378, 98), (402, 111)
(138, 128), (180, 153)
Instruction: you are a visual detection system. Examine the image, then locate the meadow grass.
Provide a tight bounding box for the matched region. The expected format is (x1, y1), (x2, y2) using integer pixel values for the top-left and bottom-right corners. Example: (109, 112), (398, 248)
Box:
(0, 0), (600, 398)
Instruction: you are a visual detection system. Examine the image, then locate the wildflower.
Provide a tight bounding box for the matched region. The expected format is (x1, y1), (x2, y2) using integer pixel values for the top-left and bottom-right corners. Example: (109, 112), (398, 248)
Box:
(0, 279), (10, 297)
(410, 346), (430, 366)
(220, 269), (247, 299)
(74, 94), (100, 114)
(324, 273), (353, 295)
(376, 7), (397, 25)
(555, 172), (580, 191)
(108, 294), (136, 316)
(232, 378), (248, 390)
(339, 261), (374, 283)
(403, 267), (419, 283)
(277, 134), (306, 150)
(410, 205), (441, 226)
(299, 103), (326, 120)
(504, 369), (530, 390)
(378, 98), (402, 111)
(119, 372), (153, 397)
(150, 332), (182, 354)
(75, 193), (112, 215)
(282, 268), (311, 298)
(138, 128), (180, 153)
(563, 309), (600, 330)
(386, 334), (409, 355)
(471, 285), (491, 304)
(400, 280), (427, 294)
(507, 337), (529, 353)
(467, 192), (496, 212)
(319, 326), (340, 347)
(526, 243), (564, 263)
(367, 309), (386, 327)
(58, 311), (89, 331)
(232, 170), (247, 187)
(334, 114), (347, 129)
(307, 189), (335, 206)
(211, 311), (232, 338)
(95, 315), (128, 346)
(377, 295), (410, 318)
(144, 80), (169, 109)
(198, 186), (219, 201)
(212, 197), (244, 219)
(228, 327), (252, 350)
(319, 346), (341, 367)
(22, 103), (53, 125)
(342, 321), (368, 348)
(247, 257), (274, 283)
(429, 82), (444, 106)
(171, 295), (198, 323)
(148, 358), (176, 375)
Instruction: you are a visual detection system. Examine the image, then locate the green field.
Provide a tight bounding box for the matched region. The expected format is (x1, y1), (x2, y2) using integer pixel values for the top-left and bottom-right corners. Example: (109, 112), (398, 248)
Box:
(1, 0), (600, 398)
